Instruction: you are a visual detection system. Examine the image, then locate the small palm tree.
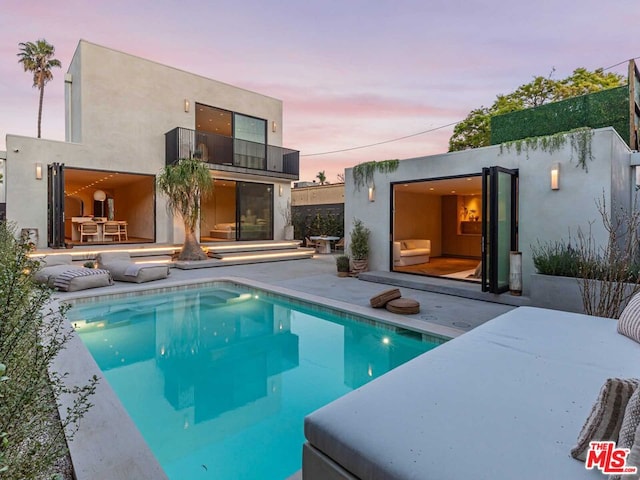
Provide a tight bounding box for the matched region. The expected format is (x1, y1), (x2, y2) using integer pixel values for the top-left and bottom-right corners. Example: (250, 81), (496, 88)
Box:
(17, 39), (61, 139)
(316, 170), (327, 185)
(157, 158), (213, 261)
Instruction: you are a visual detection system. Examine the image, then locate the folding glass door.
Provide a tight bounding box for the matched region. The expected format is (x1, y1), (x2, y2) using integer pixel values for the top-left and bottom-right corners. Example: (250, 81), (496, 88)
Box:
(481, 167), (518, 293)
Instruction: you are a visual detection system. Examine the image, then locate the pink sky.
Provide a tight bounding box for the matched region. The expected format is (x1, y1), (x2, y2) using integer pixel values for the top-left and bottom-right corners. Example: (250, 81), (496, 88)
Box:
(1, 0), (637, 182)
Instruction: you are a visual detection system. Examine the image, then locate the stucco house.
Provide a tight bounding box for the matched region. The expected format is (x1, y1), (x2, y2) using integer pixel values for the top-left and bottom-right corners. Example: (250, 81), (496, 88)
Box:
(345, 61), (640, 296)
(2, 40), (298, 248)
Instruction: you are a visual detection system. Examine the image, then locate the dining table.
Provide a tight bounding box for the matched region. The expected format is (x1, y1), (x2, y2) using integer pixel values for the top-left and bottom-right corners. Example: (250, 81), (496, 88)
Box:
(309, 235), (340, 254)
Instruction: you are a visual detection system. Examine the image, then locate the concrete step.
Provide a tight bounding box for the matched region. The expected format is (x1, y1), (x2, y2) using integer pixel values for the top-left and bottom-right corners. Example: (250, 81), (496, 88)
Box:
(359, 270), (531, 307)
(205, 240), (302, 255)
(175, 248), (315, 269)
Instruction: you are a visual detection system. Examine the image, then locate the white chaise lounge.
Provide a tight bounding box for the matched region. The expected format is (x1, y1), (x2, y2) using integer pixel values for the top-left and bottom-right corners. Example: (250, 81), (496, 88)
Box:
(303, 307), (640, 480)
(33, 254), (113, 292)
(96, 252), (170, 283)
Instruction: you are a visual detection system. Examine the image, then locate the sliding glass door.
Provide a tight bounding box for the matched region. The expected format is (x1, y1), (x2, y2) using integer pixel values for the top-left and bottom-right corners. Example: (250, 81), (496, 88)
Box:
(237, 182), (273, 241)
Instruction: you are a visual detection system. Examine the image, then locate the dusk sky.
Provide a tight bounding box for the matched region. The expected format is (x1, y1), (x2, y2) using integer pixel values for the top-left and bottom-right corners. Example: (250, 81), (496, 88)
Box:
(1, 0), (637, 182)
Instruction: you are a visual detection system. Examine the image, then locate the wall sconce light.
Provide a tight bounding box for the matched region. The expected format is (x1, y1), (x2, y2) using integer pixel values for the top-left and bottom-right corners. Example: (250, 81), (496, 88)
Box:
(272, 121), (277, 133)
(550, 163), (560, 190)
(184, 99), (190, 113)
(35, 163), (43, 180)
(368, 186), (375, 202)
(278, 185), (283, 197)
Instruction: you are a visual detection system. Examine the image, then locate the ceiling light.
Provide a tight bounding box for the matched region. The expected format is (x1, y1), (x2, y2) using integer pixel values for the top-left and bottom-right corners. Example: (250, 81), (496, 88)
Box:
(451, 190), (456, 193)
(467, 178), (472, 181)
(429, 187), (434, 191)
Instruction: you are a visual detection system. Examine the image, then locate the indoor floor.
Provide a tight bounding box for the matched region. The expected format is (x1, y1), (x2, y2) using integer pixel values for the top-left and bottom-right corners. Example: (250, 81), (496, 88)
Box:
(394, 257), (481, 282)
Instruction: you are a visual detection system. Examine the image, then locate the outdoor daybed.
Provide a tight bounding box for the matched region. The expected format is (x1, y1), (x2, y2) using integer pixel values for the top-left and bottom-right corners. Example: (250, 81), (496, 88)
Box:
(33, 254), (113, 292)
(96, 252), (170, 283)
(392, 239), (431, 266)
(303, 307), (640, 479)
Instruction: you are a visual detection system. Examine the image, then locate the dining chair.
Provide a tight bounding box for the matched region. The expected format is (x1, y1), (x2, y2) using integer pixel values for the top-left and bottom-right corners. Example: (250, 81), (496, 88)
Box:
(305, 237), (319, 251)
(103, 221), (122, 242)
(118, 221), (128, 241)
(80, 221), (99, 243)
(334, 237), (345, 251)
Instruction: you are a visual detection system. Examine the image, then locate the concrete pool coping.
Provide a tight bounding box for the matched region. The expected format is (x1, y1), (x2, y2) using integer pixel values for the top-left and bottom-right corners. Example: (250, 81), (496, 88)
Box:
(52, 275), (463, 479)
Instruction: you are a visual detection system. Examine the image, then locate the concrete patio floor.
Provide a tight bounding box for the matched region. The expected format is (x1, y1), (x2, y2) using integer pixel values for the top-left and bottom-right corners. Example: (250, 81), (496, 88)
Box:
(54, 253), (514, 335)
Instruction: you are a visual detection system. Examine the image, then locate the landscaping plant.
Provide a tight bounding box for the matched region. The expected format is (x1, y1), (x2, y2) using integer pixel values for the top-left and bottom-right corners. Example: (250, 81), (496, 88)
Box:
(157, 157), (213, 261)
(575, 196), (640, 318)
(0, 222), (97, 478)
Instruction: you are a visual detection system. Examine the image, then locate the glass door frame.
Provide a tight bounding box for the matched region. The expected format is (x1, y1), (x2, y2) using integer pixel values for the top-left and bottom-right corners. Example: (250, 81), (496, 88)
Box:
(47, 162), (65, 248)
(481, 166), (519, 293)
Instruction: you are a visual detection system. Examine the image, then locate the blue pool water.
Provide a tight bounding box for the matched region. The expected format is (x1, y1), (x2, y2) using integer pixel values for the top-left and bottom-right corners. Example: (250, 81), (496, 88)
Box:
(68, 285), (442, 479)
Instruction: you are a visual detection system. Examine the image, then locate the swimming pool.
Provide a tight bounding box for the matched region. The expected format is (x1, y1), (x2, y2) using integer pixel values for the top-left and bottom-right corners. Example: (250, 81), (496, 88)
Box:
(68, 283), (444, 479)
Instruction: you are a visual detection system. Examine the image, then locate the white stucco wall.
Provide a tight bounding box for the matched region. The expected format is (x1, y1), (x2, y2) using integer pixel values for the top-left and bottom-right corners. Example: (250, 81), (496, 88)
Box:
(345, 127), (634, 294)
(5, 40), (291, 247)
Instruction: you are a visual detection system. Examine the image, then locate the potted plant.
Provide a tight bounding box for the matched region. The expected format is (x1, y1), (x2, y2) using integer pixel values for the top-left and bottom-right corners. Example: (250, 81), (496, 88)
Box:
(336, 255), (350, 277)
(349, 218), (370, 275)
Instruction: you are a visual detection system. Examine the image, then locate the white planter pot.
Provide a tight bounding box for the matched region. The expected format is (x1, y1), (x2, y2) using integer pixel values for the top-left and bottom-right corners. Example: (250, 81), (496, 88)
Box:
(284, 225), (294, 241)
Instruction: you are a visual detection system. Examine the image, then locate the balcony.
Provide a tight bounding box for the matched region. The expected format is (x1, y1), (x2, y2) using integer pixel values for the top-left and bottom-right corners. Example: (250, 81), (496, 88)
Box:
(165, 127), (299, 180)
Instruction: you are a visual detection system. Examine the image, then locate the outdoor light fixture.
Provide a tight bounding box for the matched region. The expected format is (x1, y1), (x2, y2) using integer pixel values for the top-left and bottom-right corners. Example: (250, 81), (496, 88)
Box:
(550, 163), (560, 190)
(279, 185), (283, 196)
(272, 121), (277, 132)
(35, 163), (43, 180)
(184, 99), (190, 113)
(368, 186), (375, 202)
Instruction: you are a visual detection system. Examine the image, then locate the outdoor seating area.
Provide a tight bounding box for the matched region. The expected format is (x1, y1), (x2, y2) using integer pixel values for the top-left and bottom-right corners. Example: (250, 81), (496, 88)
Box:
(303, 306), (640, 479)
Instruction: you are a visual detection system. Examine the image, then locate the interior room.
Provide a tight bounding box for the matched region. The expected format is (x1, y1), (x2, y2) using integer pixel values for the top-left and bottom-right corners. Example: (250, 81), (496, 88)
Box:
(64, 168), (155, 245)
(200, 179), (237, 242)
(392, 175), (482, 282)
(200, 179), (274, 243)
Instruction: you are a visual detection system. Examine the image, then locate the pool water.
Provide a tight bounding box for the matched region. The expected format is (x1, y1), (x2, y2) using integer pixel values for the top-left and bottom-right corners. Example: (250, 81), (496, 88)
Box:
(68, 286), (442, 479)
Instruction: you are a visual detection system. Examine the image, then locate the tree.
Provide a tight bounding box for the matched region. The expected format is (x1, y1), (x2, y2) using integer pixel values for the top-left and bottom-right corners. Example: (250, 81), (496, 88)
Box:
(336, 172), (345, 183)
(157, 158), (213, 261)
(316, 170), (327, 185)
(448, 68), (625, 151)
(17, 39), (61, 139)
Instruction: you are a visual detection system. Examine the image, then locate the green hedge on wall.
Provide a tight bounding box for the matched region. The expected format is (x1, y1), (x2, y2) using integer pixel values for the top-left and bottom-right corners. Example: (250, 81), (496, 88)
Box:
(490, 86), (630, 146)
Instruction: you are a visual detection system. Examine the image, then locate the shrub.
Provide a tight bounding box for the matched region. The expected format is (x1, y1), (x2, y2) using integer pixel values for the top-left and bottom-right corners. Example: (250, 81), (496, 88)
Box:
(349, 219), (370, 261)
(336, 255), (350, 272)
(0, 222), (97, 477)
(531, 240), (581, 277)
(292, 212), (344, 240)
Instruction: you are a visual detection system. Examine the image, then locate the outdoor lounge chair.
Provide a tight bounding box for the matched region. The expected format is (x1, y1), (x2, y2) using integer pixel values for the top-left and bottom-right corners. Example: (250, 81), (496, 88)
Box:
(96, 252), (170, 283)
(33, 254), (113, 292)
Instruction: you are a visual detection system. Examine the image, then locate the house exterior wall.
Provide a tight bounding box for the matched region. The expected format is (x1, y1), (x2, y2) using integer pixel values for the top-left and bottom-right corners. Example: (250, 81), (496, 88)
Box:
(345, 127), (634, 294)
(5, 40), (291, 247)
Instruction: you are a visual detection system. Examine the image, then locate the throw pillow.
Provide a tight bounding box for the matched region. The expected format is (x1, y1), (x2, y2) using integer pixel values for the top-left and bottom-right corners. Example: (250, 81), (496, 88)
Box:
(403, 240), (416, 250)
(619, 294), (640, 343)
(571, 378), (640, 461)
(610, 419), (640, 480)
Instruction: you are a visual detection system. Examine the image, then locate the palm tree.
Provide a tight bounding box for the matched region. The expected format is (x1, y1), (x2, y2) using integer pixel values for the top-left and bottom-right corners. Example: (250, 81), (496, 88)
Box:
(17, 39), (61, 139)
(157, 158), (213, 261)
(316, 170), (327, 185)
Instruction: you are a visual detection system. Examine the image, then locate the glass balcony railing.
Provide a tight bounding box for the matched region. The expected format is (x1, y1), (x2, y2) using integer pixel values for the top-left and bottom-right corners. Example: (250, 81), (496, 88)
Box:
(165, 127), (299, 179)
